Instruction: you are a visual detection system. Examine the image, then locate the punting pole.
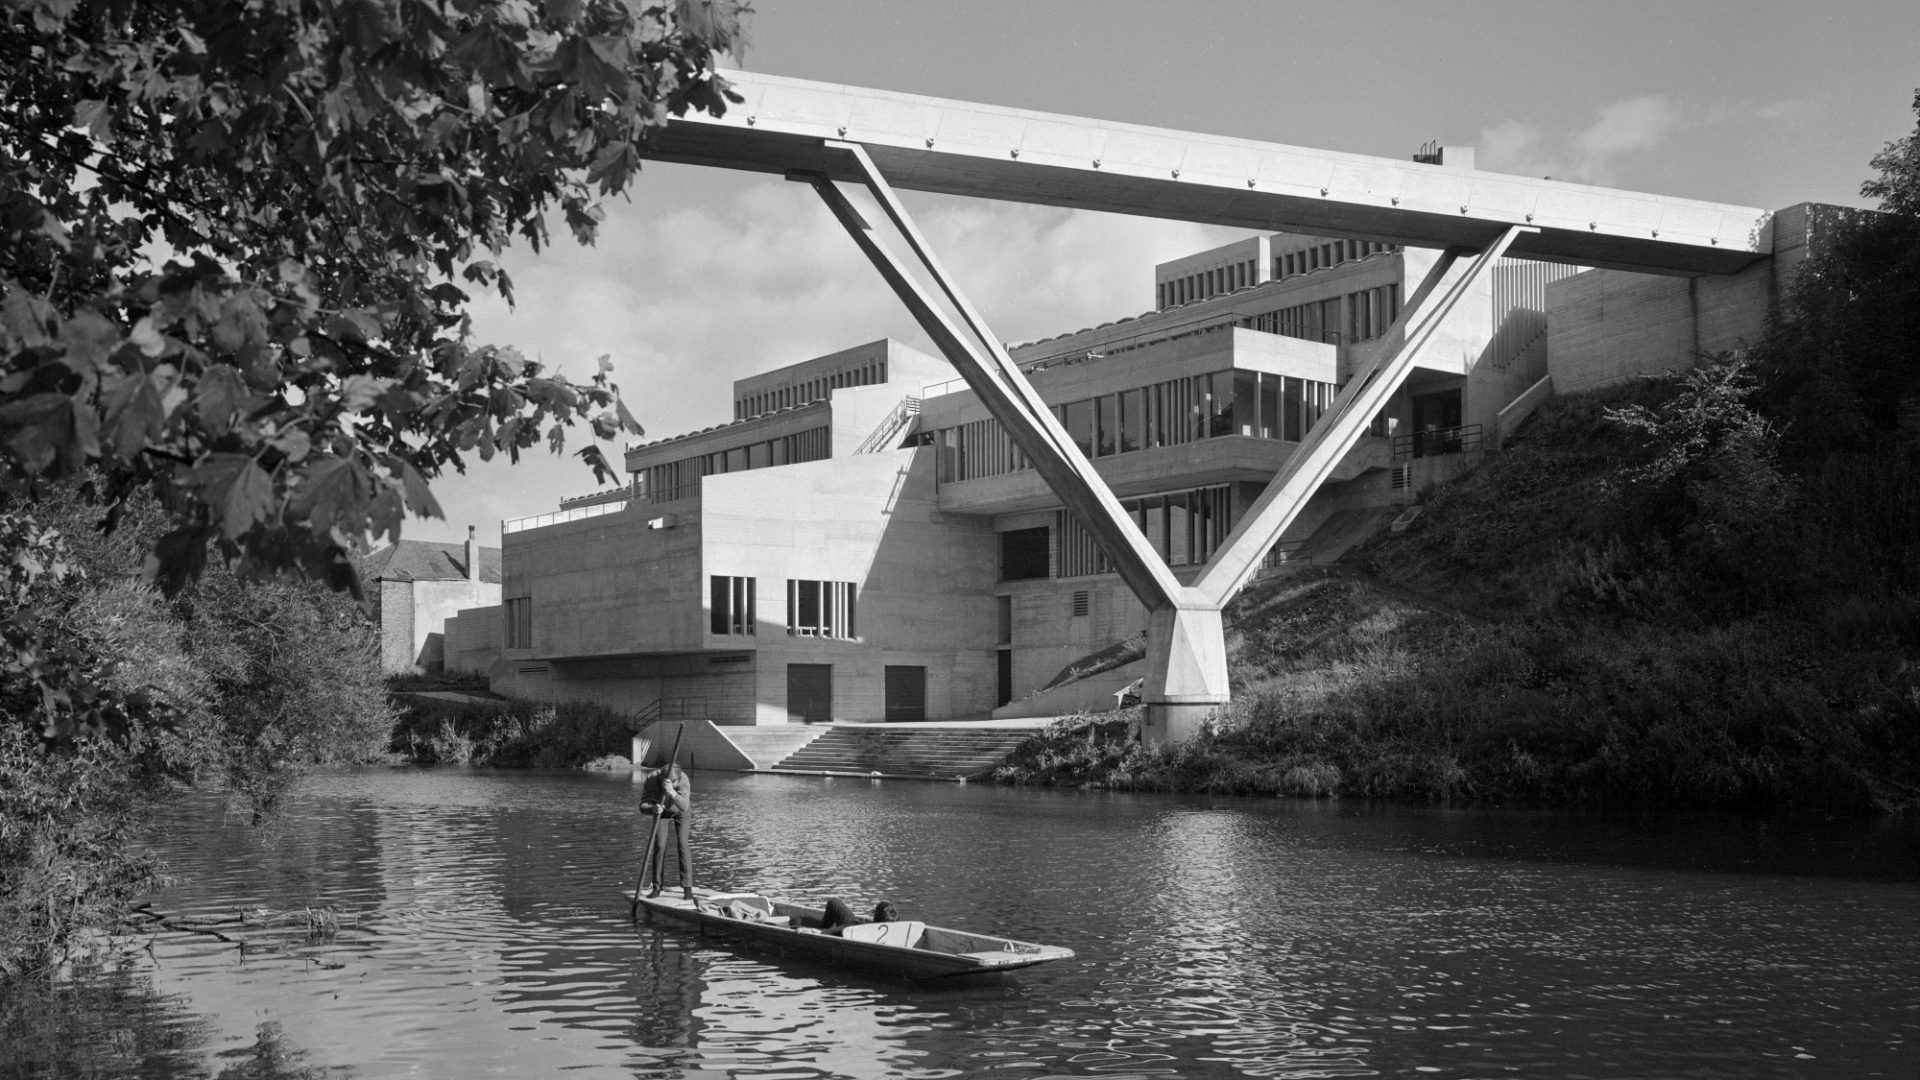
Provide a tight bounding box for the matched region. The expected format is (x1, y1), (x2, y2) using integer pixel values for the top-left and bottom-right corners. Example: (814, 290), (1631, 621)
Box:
(629, 723), (687, 917)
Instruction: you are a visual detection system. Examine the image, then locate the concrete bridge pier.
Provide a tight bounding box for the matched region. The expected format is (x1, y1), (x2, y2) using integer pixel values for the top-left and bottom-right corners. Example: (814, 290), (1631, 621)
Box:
(1141, 601), (1230, 745)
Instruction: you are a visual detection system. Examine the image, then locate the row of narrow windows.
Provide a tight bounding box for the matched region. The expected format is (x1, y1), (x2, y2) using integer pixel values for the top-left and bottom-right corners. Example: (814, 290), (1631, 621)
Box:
(935, 370), (1338, 484)
(1057, 484), (1237, 578)
(1154, 241), (1402, 309)
(1251, 283), (1401, 345)
(1274, 240), (1399, 282)
(734, 361), (889, 420)
(708, 576), (857, 639)
(637, 426), (830, 503)
(1158, 259), (1258, 308)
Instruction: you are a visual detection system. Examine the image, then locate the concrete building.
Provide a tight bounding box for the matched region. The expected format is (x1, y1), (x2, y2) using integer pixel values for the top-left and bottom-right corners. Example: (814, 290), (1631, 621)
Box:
(474, 71), (1836, 743)
(364, 527), (501, 674)
(488, 196), (1583, 725)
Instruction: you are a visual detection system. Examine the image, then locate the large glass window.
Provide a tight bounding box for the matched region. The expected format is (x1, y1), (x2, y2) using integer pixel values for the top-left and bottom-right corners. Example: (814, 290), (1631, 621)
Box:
(710, 575), (755, 636)
(1209, 371), (1235, 438)
(1119, 388), (1144, 452)
(787, 579), (856, 639)
(1095, 395), (1118, 457)
(1063, 399), (1093, 457)
(1258, 374), (1281, 441)
(1233, 371), (1261, 437)
(503, 597), (533, 649)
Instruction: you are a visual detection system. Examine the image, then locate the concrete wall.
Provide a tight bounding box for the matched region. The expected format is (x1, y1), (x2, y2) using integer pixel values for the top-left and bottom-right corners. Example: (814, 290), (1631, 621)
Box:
(502, 504), (707, 660)
(444, 605), (502, 674)
(701, 448), (1001, 723)
(1547, 203), (1830, 394)
(377, 576), (501, 674)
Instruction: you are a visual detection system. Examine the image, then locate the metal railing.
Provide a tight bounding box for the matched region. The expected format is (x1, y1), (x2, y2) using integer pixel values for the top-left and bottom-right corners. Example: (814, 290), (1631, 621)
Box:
(1261, 539), (1314, 569)
(854, 396), (922, 454)
(502, 498), (628, 534)
(921, 310), (1339, 399)
(1391, 423), (1483, 460)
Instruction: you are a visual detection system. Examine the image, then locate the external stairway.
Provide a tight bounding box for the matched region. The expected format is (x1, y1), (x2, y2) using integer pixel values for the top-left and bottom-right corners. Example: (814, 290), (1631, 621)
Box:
(762, 724), (1039, 781)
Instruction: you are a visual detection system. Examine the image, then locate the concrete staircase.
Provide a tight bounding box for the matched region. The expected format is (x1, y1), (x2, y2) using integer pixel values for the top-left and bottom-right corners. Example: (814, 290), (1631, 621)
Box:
(719, 725), (828, 769)
(765, 724), (1039, 780)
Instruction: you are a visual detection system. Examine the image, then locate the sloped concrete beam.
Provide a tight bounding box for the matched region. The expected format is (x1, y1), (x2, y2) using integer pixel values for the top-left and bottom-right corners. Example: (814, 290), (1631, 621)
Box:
(647, 70), (1770, 276)
(1197, 228), (1527, 608)
(805, 145), (1184, 611)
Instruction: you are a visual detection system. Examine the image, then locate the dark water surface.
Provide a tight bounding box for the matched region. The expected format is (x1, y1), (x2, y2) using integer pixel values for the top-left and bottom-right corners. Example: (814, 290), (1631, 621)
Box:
(12, 768), (1920, 1079)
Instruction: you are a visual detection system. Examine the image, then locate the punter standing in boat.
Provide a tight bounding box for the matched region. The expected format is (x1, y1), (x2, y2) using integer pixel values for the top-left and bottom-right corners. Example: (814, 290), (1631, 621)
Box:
(640, 763), (694, 900)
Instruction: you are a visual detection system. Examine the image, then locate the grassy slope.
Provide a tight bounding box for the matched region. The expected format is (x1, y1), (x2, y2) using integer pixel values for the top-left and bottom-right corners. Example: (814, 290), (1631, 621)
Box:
(995, 389), (1920, 814)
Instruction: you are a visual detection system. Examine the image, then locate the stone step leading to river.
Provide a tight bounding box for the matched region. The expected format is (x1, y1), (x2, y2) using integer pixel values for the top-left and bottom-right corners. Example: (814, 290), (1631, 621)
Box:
(763, 725), (1039, 780)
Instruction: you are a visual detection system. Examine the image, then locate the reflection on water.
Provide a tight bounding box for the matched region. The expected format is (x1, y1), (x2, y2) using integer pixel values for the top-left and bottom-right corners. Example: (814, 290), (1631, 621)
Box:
(7, 769), (1917, 1080)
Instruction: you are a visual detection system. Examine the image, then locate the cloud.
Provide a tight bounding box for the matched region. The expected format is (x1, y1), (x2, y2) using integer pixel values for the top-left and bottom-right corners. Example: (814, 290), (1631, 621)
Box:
(1478, 94), (1819, 190)
(404, 177), (1239, 545)
(1479, 95), (1684, 186)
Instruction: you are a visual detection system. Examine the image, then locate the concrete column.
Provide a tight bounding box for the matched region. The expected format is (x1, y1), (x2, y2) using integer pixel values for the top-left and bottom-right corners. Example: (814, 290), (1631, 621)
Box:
(1140, 600), (1229, 747)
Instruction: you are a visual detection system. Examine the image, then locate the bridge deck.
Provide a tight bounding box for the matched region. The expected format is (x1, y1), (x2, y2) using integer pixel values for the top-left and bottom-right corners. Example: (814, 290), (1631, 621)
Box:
(645, 70), (1772, 276)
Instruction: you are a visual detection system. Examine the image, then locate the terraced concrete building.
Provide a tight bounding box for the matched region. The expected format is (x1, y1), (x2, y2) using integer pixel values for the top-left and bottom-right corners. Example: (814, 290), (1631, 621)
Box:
(483, 203), (1576, 725)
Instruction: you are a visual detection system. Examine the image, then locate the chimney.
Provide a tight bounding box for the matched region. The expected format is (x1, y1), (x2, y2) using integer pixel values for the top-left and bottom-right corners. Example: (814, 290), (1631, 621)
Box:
(465, 525), (479, 599)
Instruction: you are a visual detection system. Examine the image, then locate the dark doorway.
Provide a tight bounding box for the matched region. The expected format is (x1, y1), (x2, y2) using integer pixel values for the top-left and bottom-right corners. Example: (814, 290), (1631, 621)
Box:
(884, 665), (927, 722)
(1410, 388), (1464, 457)
(787, 664), (832, 724)
(996, 650), (1013, 707)
(1000, 527), (1050, 581)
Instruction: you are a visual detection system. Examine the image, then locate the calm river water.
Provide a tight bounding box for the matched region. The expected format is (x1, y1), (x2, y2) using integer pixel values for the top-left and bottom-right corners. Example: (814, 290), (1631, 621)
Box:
(11, 768), (1920, 1079)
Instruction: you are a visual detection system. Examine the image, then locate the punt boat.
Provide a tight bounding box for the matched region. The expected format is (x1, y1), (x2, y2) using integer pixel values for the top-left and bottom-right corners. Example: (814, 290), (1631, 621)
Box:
(629, 888), (1074, 978)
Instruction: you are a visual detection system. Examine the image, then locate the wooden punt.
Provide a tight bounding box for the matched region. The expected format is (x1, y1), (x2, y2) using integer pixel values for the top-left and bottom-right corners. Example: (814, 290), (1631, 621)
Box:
(628, 888), (1074, 978)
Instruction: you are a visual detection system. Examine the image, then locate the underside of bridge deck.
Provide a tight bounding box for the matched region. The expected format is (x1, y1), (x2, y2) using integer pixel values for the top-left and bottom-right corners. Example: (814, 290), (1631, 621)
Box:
(643, 68), (1772, 744)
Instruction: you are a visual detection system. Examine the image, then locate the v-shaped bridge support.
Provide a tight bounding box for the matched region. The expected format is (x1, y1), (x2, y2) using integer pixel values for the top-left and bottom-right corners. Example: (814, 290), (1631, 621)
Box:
(808, 140), (1525, 744)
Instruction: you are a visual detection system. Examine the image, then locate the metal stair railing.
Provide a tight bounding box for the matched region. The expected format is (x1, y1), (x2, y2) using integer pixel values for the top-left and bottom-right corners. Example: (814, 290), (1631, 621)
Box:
(854, 396), (922, 455)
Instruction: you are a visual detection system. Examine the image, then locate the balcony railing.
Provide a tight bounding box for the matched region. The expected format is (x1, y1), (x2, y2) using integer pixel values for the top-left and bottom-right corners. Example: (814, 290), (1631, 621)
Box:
(1391, 423), (1482, 460)
(502, 498), (628, 535)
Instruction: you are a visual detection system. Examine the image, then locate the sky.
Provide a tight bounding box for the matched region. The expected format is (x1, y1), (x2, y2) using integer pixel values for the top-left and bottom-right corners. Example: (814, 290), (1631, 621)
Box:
(405, 0), (1920, 546)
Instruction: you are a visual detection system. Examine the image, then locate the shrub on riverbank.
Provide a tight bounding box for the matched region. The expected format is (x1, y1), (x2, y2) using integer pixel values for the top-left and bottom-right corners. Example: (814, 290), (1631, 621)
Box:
(1, 491), (394, 978)
(390, 697), (635, 769)
(993, 370), (1920, 814)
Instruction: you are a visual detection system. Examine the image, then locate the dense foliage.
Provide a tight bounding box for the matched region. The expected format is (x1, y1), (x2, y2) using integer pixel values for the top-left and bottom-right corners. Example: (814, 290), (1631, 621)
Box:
(390, 694), (635, 768)
(1, 489), (393, 976)
(1, 0), (747, 744)
(997, 92), (1920, 814)
(0, 0), (749, 977)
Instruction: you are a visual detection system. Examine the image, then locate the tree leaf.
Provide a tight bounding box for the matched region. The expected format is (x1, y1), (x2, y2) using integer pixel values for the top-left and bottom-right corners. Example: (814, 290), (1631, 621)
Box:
(191, 453), (276, 540)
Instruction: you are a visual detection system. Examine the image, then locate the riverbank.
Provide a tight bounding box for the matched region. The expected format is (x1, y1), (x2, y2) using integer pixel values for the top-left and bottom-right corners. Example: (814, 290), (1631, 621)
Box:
(388, 690), (633, 769)
(994, 382), (1920, 815)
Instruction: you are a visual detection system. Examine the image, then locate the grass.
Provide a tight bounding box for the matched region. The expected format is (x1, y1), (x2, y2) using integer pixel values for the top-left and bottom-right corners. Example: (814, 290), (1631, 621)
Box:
(994, 384), (1920, 815)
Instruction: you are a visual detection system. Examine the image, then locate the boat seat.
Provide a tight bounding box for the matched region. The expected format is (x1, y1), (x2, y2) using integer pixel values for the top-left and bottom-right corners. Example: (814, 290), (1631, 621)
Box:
(838, 920), (926, 948)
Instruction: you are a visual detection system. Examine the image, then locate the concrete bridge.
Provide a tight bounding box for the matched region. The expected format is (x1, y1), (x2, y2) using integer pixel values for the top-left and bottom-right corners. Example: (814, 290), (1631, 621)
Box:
(643, 70), (1776, 744)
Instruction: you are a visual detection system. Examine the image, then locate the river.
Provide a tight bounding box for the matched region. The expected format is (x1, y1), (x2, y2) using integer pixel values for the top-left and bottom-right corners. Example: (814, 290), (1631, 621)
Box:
(7, 768), (1918, 1079)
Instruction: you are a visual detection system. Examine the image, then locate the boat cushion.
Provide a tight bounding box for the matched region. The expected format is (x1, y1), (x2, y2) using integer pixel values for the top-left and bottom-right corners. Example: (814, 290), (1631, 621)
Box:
(838, 920), (926, 948)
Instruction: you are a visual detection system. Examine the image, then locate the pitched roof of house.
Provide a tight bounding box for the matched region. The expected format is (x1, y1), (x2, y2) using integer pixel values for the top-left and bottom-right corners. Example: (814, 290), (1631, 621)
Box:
(362, 539), (502, 584)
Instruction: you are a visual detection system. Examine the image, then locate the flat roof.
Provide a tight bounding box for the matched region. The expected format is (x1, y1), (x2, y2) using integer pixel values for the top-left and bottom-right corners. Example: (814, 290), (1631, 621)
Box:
(645, 70), (1773, 277)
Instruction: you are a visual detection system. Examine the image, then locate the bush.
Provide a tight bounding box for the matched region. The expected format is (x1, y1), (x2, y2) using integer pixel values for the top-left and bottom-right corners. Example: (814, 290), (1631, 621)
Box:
(390, 698), (637, 769)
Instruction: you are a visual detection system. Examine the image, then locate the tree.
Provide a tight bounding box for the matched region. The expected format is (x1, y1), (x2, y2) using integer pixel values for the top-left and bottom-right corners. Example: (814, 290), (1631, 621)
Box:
(0, 0), (750, 743)
(1758, 89), (1920, 460)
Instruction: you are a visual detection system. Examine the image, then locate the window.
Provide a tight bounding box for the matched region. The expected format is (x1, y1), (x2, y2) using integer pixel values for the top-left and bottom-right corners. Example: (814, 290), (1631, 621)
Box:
(1094, 394), (1118, 456)
(710, 575), (755, 636)
(1063, 399), (1093, 457)
(504, 597), (533, 649)
(1053, 485), (1238, 577)
(1119, 388), (1144, 452)
(1000, 527), (1050, 581)
(787, 579), (856, 639)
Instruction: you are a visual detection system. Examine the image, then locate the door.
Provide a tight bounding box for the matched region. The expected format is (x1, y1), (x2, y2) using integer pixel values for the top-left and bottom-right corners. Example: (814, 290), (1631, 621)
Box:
(884, 665), (927, 722)
(787, 664), (832, 724)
